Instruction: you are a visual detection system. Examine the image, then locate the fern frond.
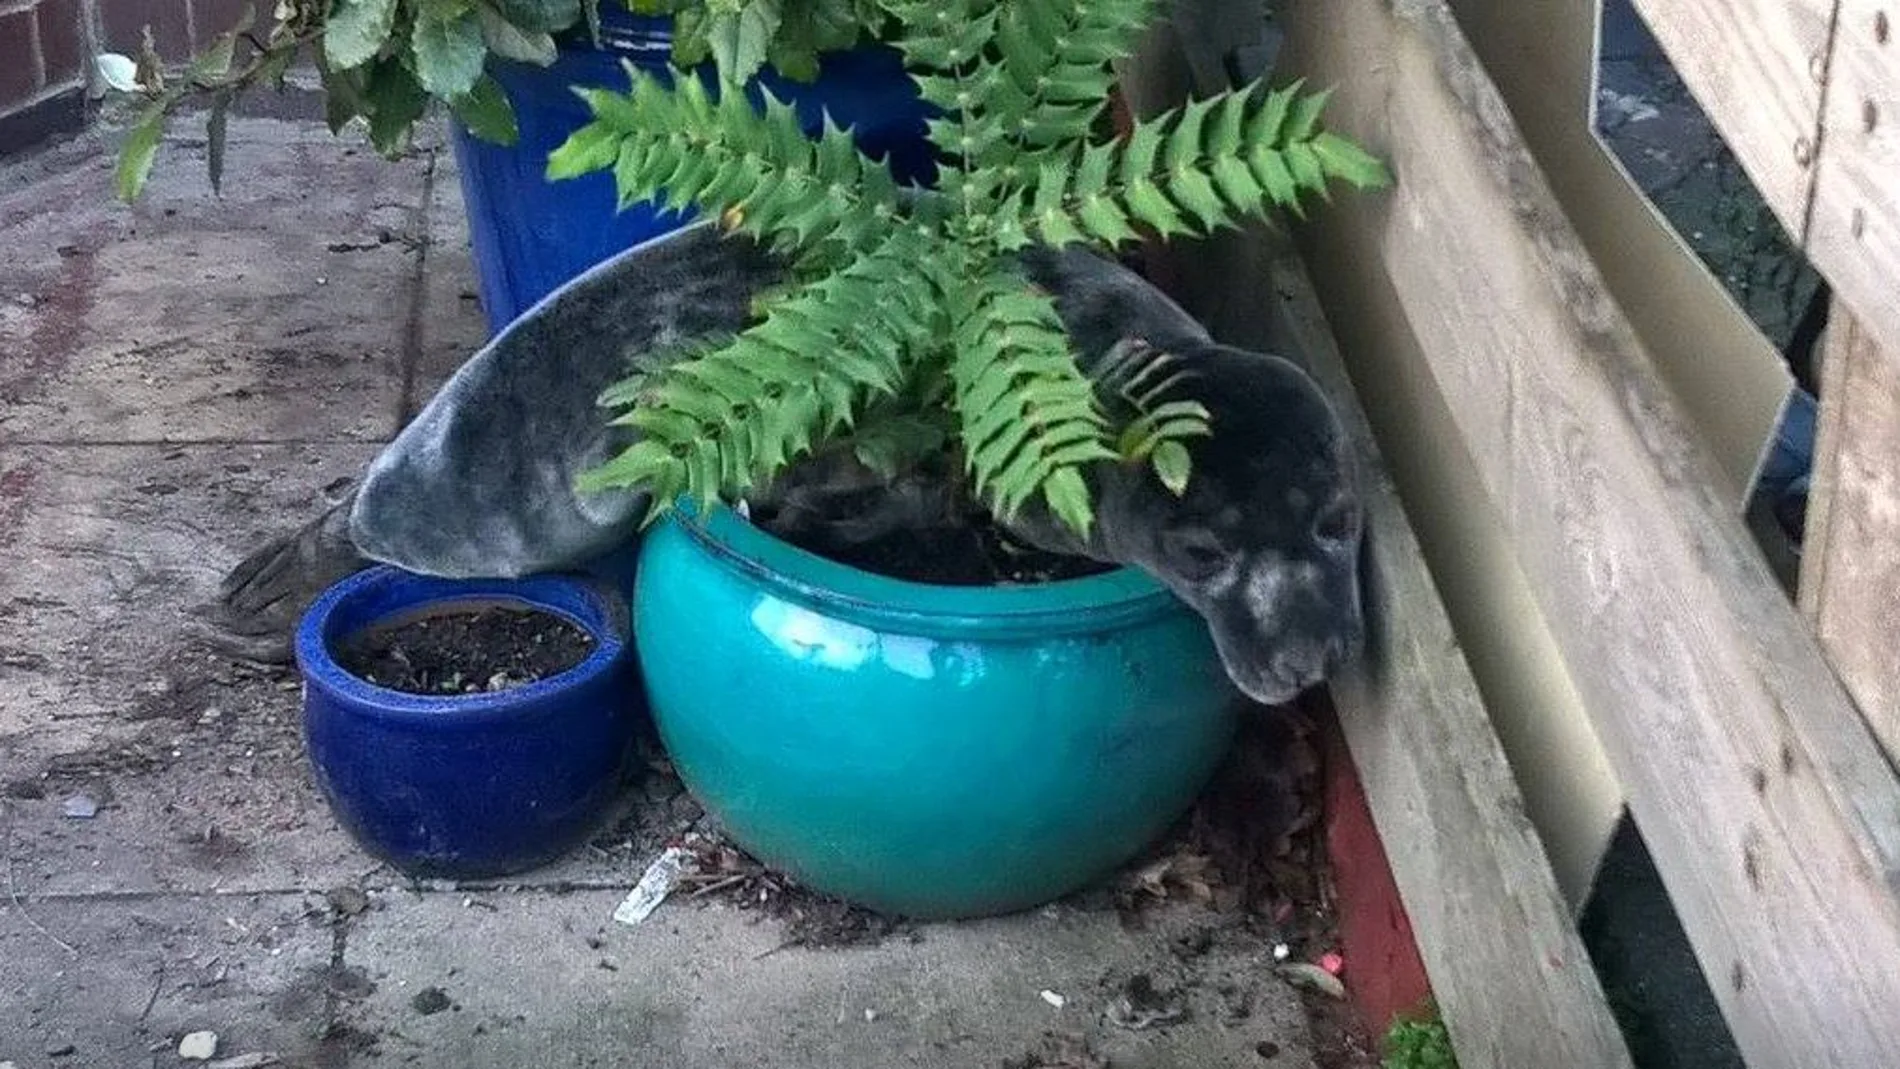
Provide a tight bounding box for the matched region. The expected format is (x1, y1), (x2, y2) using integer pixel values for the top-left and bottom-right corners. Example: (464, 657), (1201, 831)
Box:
(547, 63), (907, 255)
(1017, 81), (1391, 249)
(994, 0), (1152, 152)
(1096, 340), (1211, 495)
(579, 230), (940, 518)
(947, 261), (1115, 534)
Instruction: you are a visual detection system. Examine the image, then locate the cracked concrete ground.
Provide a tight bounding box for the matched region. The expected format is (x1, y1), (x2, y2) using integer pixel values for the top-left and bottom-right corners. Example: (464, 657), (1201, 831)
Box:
(0, 113), (1337, 1069)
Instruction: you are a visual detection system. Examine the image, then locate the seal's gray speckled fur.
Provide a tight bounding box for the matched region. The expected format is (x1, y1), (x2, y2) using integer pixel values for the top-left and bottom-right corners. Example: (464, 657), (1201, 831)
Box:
(202, 224), (1362, 703)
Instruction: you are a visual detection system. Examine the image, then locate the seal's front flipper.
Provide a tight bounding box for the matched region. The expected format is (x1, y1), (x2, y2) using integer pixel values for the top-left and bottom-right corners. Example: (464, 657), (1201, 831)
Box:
(193, 492), (367, 664)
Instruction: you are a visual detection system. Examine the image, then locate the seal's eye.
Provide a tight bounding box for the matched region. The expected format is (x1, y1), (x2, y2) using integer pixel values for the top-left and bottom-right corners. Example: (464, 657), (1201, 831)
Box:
(1313, 499), (1361, 546)
(1162, 528), (1227, 579)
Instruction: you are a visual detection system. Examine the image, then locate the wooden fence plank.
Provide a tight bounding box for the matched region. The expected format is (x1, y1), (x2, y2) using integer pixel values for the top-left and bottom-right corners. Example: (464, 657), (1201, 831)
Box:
(1623, 0), (1830, 244)
(1626, 0), (1900, 361)
(1799, 307), (1900, 764)
(1267, 250), (1636, 1069)
(1279, 1), (1900, 1064)
(1808, 0), (1900, 356)
(1446, 0), (1794, 500)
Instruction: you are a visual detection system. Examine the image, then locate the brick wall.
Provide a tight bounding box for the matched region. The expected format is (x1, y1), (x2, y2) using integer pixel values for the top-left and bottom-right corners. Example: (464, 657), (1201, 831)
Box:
(0, 0), (248, 155)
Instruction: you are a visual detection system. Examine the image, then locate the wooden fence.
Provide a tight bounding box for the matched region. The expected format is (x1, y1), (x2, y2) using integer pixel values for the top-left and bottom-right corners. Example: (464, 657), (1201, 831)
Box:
(1139, 1), (1900, 1065)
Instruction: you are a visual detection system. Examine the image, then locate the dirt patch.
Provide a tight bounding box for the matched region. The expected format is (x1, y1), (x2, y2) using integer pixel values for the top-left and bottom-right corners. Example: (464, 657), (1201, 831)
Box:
(409, 986), (453, 1015)
(678, 837), (917, 951)
(177, 824), (254, 869)
(333, 603), (595, 695)
(999, 1031), (1109, 1069)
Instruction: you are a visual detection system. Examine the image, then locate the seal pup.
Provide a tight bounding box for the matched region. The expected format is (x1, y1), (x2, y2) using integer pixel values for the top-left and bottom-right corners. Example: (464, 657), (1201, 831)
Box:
(201, 225), (1362, 704)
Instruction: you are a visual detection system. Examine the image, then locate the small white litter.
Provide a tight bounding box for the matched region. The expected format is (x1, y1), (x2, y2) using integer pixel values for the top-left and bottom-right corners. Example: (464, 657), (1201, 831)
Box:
(178, 1030), (219, 1060)
(1039, 989), (1067, 1009)
(95, 54), (139, 92)
(614, 845), (692, 926)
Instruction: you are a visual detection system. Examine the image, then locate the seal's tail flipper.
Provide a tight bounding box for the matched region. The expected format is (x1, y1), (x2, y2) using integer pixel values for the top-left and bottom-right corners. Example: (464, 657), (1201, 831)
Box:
(192, 490), (369, 664)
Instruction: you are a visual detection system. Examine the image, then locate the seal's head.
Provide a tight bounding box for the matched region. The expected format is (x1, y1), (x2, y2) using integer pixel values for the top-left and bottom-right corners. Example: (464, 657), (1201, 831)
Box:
(1090, 344), (1364, 705)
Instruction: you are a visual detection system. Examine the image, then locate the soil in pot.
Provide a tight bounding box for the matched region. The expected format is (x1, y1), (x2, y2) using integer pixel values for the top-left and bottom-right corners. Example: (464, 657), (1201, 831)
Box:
(764, 508), (1114, 586)
(334, 602), (595, 695)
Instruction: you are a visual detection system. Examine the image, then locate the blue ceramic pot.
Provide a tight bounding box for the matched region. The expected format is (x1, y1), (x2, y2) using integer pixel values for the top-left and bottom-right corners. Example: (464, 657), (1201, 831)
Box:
(634, 507), (1241, 918)
(450, 10), (936, 334)
(296, 566), (639, 878)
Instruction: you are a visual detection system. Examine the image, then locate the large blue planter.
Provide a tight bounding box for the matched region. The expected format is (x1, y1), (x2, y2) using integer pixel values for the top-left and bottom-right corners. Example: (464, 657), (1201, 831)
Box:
(297, 566), (640, 878)
(633, 507), (1241, 919)
(451, 12), (936, 334)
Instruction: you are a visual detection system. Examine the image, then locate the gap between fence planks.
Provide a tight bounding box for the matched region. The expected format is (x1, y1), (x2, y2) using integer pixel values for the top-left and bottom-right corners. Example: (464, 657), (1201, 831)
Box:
(1278, 0), (1900, 1064)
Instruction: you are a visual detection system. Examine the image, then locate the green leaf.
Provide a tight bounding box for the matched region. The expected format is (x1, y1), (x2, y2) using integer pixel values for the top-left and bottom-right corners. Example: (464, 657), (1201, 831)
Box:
(1311, 131), (1392, 189)
(1284, 142), (1327, 198)
(479, 5), (559, 65)
(1043, 466), (1094, 536)
(1210, 155), (1263, 215)
(1118, 117), (1163, 183)
(491, 0), (582, 33)
(206, 92), (231, 194)
(115, 103), (166, 202)
(1286, 86), (1333, 142)
(1164, 94), (1216, 173)
(184, 33), (237, 87)
(1249, 81), (1301, 146)
(451, 75), (519, 145)
(1248, 146), (1302, 213)
(546, 122), (620, 178)
(704, 0), (782, 84)
(1152, 440), (1191, 495)
(1168, 166), (1227, 231)
(1208, 89), (1246, 157)
(323, 0), (399, 71)
(1122, 176), (1189, 237)
(363, 58), (431, 154)
(412, 7), (488, 98)
(1077, 195), (1136, 245)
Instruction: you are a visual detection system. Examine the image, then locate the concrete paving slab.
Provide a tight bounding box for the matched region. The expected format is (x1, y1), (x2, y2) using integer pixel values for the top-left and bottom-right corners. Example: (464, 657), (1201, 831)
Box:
(0, 890), (338, 1068)
(0, 117), (430, 445)
(0, 442), (384, 894)
(0, 443), (379, 732)
(338, 888), (1319, 1069)
(3, 692), (374, 897)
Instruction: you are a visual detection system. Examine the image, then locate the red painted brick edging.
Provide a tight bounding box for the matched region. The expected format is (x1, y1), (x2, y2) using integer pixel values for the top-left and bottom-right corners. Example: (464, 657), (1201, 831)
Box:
(1321, 715), (1435, 1036)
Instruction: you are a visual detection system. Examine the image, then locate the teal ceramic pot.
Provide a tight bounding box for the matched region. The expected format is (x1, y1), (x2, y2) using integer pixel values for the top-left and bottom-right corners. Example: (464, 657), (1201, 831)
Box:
(633, 507), (1241, 918)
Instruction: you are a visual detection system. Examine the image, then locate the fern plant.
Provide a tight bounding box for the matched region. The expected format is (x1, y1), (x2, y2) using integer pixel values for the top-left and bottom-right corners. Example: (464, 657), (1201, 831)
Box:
(551, 0), (1388, 537)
